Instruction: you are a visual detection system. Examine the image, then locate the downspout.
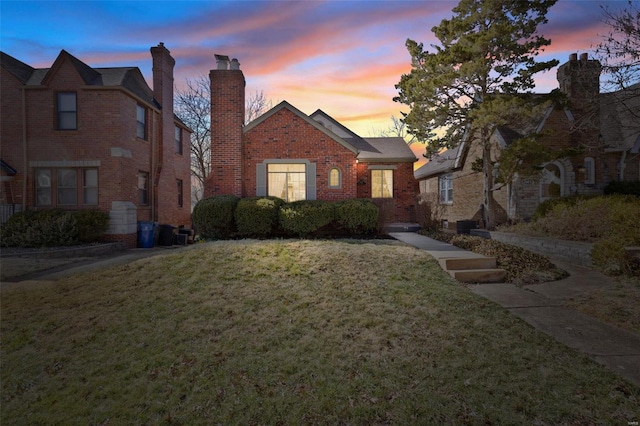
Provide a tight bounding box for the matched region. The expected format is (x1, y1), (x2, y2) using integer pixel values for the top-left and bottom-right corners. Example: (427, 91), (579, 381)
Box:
(151, 111), (157, 222)
(21, 87), (27, 211)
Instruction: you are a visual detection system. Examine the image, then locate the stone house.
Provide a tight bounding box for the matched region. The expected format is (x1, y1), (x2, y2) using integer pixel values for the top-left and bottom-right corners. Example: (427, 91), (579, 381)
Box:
(415, 53), (640, 228)
(204, 55), (419, 223)
(0, 43), (192, 247)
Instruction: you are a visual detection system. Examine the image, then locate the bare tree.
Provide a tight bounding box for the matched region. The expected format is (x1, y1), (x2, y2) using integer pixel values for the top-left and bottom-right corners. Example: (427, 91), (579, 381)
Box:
(596, 0), (640, 92)
(175, 78), (272, 203)
(377, 115), (416, 145)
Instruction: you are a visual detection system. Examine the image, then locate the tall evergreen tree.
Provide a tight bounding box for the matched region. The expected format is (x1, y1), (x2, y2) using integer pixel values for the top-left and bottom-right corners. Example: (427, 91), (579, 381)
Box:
(395, 0), (558, 229)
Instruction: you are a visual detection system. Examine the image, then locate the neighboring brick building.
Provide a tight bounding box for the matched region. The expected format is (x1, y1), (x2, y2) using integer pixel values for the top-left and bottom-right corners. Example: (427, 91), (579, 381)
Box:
(415, 53), (640, 228)
(204, 55), (419, 223)
(0, 43), (192, 247)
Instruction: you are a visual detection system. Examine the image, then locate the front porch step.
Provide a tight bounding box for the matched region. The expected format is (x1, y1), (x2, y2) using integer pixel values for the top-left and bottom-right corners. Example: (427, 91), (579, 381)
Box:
(439, 257), (497, 271)
(448, 268), (507, 283)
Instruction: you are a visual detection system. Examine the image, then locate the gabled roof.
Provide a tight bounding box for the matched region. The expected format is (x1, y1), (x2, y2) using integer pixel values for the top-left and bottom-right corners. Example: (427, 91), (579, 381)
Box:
(414, 144), (464, 180)
(1, 52), (35, 84)
(600, 82), (640, 152)
(309, 109), (416, 162)
(246, 102), (417, 163)
(244, 101), (358, 154)
(0, 50), (156, 106)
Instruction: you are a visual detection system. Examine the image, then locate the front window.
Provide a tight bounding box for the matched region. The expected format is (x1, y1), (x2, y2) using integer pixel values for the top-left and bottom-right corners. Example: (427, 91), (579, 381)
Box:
(57, 92), (77, 130)
(177, 179), (183, 207)
(439, 173), (453, 203)
(268, 163), (306, 202)
(136, 105), (146, 139)
(371, 169), (393, 198)
(138, 171), (149, 205)
(175, 126), (182, 155)
(35, 167), (98, 206)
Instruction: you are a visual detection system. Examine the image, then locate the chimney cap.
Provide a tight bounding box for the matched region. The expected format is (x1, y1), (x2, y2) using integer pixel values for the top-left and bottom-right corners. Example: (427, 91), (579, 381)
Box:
(230, 58), (241, 70)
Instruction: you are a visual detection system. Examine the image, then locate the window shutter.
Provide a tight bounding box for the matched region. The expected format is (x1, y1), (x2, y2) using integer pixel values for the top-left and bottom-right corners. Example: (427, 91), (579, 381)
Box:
(256, 163), (266, 196)
(306, 163), (316, 200)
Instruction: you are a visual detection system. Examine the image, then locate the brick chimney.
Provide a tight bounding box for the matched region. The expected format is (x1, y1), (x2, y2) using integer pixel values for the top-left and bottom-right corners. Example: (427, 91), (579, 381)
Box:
(206, 54), (246, 197)
(556, 53), (601, 112)
(150, 42), (175, 123)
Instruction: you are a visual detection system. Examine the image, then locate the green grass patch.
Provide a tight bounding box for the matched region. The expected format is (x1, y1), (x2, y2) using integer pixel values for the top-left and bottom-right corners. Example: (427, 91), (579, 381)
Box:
(1, 240), (638, 424)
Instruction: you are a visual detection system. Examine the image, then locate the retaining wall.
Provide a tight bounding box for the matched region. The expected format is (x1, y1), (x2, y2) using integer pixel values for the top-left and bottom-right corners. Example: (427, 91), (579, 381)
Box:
(471, 230), (593, 267)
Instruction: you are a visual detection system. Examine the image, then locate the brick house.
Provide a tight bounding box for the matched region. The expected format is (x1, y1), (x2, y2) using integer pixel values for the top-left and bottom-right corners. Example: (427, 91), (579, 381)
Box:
(0, 43), (192, 247)
(415, 53), (640, 227)
(204, 55), (419, 223)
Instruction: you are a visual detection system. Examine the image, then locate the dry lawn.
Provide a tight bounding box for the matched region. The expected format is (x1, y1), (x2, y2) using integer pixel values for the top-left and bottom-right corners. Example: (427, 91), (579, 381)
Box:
(1, 240), (638, 424)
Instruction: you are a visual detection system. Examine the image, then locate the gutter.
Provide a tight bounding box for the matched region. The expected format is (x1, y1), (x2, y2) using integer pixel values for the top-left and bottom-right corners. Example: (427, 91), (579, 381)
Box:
(21, 87), (27, 209)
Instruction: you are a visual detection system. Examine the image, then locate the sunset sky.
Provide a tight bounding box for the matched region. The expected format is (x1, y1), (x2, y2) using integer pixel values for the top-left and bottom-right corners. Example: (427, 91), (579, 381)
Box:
(0, 0), (625, 163)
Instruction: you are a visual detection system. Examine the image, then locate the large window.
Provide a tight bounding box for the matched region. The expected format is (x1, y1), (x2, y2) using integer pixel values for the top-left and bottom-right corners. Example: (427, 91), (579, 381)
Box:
(57, 92), (77, 130)
(136, 105), (146, 139)
(268, 163), (306, 202)
(439, 173), (453, 203)
(175, 126), (182, 155)
(138, 171), (149, 205)
(371, 169), (393, 198)
(35, 167), (98, 207)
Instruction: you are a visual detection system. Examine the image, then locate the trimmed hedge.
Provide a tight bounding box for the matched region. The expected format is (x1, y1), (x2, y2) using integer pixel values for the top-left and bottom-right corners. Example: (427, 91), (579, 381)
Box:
(334, 199), (378, 235)
(235, 197), (285, 237)
(0, 209), (109, 248)
(192, 195), (239, 239)
(278, 200), (335, 237)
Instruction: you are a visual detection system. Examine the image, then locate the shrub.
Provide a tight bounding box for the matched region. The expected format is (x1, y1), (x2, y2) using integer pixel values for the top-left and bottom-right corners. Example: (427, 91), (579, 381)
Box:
(235, 196), (285, 237)
(192, 195), (239, 239)
(334, 199), (378, 235)
(371, 198), (395, 234)
(0, 209), (78, 247)
(279, 200), (334, 237)
(74, 209), (109, 243)
(604, 180), (640, 196)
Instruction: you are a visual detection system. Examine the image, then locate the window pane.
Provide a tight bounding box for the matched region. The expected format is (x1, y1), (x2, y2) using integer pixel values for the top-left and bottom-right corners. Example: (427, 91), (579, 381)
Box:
(36, 169), (52, 206)
(329, 168), (340, 187)
(57, 169), (77, 205)
(175, 126), (182, 154)
(372, 170), (393, 198)
(58, 93), (77, 130)
(138, 172), (148, 205)
(267, 163), (306, 201)
(58, 93), (76, 110)
(137, 105), (146, 139)
(177, 179), (183, 207)
(268, 172), (287, 200)
(83, 169), (98, 205)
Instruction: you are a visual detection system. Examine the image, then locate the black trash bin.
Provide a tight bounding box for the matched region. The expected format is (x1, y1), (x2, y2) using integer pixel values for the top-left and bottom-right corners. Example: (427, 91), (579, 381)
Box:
(159, 224), (176, 246)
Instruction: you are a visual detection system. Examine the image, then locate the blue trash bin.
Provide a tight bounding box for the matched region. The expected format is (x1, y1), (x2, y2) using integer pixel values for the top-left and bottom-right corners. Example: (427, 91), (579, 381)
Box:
(138, 221), (156, 248)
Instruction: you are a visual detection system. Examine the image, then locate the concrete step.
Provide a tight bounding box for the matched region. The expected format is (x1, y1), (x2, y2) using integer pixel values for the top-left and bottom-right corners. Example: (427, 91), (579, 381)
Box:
(439, 257), (497, 271)
(448, 268), (507, 284)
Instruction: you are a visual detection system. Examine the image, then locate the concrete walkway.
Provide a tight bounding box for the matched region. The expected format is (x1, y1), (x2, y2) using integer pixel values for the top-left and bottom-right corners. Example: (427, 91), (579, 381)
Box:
(390, 231), (640, 388)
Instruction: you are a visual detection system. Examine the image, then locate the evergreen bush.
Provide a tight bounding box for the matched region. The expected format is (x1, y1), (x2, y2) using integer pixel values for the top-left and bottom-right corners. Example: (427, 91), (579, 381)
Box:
(334, 199), (378, 235)
(0, 209), (78, 247)
(192, 195), (239, 239)
(279, 200), (334, 237)
(235, 196), (284, 237)
(74, 209), (109, 243)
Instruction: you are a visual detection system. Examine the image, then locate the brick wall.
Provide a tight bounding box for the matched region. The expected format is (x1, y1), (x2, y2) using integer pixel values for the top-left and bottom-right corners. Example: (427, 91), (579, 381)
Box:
(1, 48), (192, 246)
(243, 108), (358, 200)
